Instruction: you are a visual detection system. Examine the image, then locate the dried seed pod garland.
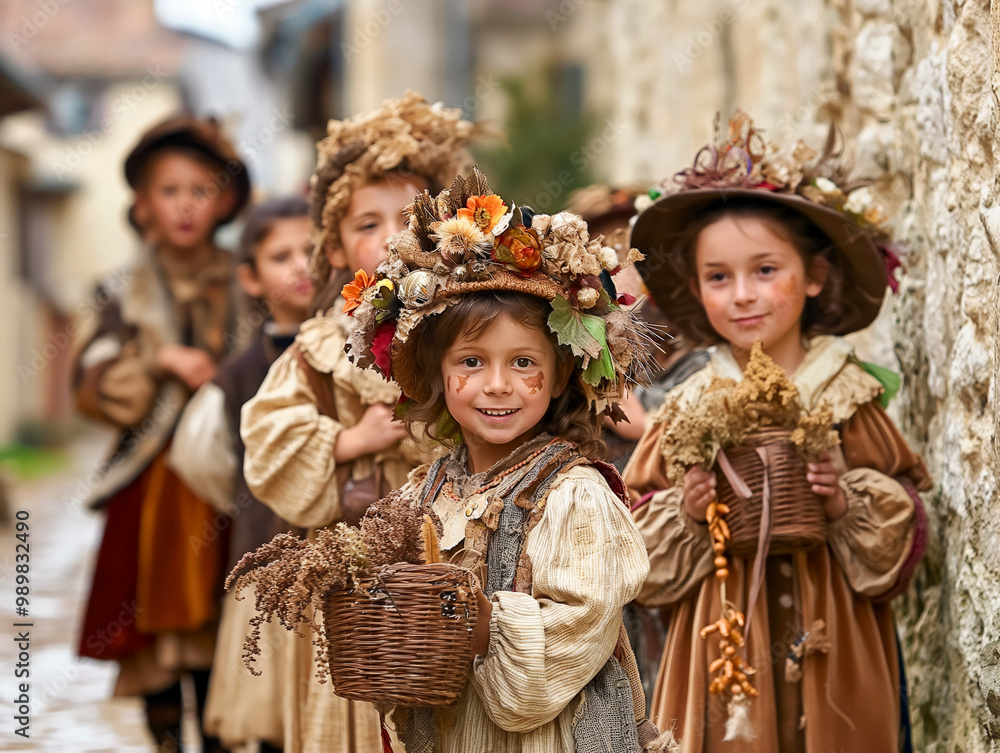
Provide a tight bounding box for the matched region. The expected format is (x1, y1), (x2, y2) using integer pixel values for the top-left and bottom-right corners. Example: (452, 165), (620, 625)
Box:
(226, 492), (444, 680)
(702, 498), (759, 735)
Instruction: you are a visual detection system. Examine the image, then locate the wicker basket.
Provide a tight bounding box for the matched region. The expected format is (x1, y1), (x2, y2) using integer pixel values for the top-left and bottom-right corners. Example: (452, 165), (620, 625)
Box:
(715, 428), (827, 558)
(323, 562), (480, 707)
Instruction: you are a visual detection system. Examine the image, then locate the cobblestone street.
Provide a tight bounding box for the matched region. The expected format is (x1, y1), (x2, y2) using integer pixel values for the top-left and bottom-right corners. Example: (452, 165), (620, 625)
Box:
(1, 430), (153, 752)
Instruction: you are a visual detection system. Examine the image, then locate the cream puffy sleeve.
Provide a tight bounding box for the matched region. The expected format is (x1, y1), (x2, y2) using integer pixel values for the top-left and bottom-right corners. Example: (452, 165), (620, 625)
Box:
(240, 347), (345, 529)
(632, 486), (715, 607)
(827, 469), (915, 598)
(168, 382), (236, 515)
(470, 466), (649, 733)
(825, 398), (928, 598)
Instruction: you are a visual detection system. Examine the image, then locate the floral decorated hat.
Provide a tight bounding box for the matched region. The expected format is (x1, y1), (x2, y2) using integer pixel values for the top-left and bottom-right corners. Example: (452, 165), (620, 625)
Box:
(343, 168), (656, 415)
(309, 91), (489, 282)
(631, 112), (896, 344)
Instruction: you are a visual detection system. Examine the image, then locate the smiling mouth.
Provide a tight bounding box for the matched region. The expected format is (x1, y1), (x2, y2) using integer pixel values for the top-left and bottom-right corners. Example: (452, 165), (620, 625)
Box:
(477, 408), (518, 417)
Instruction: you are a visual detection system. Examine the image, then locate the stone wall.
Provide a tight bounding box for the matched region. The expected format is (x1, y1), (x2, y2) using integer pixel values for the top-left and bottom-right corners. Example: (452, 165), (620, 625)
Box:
(825, 0), (1000, 749)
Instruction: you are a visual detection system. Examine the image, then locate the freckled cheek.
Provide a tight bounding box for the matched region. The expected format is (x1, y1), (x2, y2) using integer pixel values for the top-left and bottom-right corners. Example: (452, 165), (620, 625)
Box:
(700, 290), (729, 318)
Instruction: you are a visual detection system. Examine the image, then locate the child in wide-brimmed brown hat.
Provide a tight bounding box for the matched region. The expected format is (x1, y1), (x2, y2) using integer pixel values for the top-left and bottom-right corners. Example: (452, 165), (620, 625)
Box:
(624, 112), (932, 752)
(74, 113), (250, 752)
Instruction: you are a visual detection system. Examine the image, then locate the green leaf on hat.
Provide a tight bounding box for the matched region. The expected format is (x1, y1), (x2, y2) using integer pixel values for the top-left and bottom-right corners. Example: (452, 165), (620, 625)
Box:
(580, 314), (615, 385)
(494, 243), (516, 265)
(548, 296), (603, 360)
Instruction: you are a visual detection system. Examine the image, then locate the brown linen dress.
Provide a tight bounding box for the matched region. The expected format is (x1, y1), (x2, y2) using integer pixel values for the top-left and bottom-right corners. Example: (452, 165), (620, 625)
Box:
(623, 336), (931, 753)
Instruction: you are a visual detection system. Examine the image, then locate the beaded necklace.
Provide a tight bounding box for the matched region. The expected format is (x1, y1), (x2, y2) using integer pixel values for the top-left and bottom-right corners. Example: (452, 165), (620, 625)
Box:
(441, 437), (561, 502)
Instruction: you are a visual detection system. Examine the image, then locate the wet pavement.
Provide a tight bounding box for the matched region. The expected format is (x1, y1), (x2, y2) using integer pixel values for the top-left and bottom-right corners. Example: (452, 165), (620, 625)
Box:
(0, 429), (153, 752)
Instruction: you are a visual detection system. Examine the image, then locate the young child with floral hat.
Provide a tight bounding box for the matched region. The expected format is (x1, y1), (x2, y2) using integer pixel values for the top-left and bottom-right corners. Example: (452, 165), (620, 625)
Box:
(623, 113), (932, 752)
(239, 92), (484, 753)
(336, 168), (665, 752)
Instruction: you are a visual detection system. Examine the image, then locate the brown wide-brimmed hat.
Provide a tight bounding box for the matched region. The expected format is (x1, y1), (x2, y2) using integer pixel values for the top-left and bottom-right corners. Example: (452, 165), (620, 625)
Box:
(631, 112), (894, 345)
(388, 267), (567, 404)
(124, 114), (251, 230)
(632, 187), (887, 344)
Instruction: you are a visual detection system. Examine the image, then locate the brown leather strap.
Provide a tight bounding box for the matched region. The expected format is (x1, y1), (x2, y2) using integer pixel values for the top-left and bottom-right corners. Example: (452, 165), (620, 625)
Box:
(289, 344), (338, 421)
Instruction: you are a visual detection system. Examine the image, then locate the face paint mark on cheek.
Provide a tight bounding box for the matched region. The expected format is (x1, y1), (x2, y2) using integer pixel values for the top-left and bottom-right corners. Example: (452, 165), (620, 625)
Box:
(455, 375), (469, 394)
(773, 278), (804, 314)
(522, 373), (544, 394)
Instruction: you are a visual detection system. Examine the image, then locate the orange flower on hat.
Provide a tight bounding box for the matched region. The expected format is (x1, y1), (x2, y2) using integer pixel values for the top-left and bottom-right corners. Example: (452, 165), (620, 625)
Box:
(493, 226), (543, 275)
(457, 194), (507, 232)
(341, 269), (376, 314)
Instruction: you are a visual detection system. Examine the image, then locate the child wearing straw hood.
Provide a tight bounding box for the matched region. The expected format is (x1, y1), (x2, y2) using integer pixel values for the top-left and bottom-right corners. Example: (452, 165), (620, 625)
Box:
(623, 113), (932, 752)
(239, 92), (484, 753)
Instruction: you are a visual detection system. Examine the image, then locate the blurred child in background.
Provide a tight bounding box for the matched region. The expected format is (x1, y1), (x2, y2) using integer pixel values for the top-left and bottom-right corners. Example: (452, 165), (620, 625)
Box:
(170, 196), (314, 752)
(73, 115), (250, 753)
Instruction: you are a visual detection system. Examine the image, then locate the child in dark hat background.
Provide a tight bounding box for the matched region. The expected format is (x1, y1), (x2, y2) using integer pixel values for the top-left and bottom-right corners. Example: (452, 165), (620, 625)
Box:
(73, 114), (250, 753)
(624, 113), (932, 752)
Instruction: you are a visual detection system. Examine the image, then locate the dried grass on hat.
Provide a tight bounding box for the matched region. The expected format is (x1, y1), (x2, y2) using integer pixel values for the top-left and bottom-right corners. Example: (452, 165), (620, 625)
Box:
(309, 91), (490, 282)
(342, 167), (660, 420)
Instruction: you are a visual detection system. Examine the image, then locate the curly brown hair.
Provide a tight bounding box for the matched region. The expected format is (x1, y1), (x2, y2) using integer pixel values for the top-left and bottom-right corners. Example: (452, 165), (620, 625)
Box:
(403, 291), (607, 461)
(660, 198), (848, 346)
